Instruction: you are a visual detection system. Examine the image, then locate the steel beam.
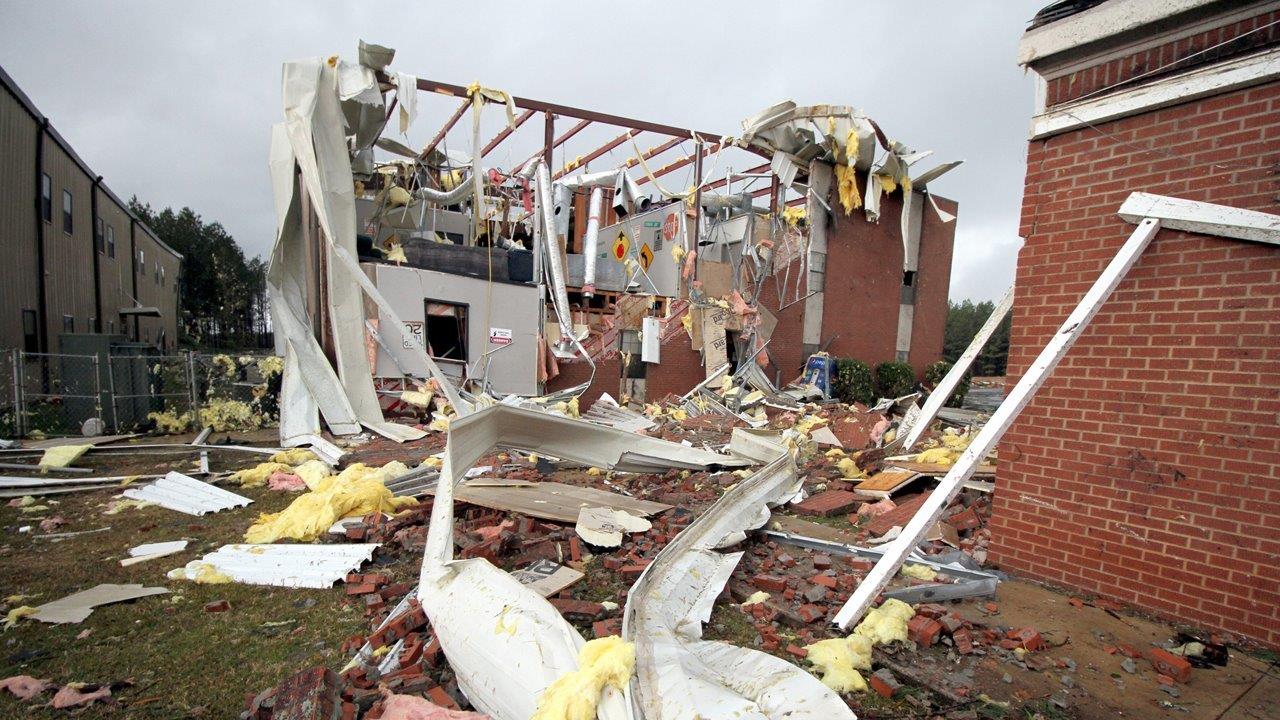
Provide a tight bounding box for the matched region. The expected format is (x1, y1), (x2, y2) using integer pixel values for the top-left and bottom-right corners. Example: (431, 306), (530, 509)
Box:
(414, 77), (725, 142)
(636, 143), (722, 186)
(514, 118), (591, 174)
(480, 108), (536, 158)
(553, 131), (632, 180)
(421, 98), (470, 160)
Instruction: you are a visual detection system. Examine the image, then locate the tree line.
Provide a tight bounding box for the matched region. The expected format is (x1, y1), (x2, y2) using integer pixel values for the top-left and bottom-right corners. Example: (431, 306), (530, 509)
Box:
(129, 199), (270, 350)
(943, 299), (1010, 377)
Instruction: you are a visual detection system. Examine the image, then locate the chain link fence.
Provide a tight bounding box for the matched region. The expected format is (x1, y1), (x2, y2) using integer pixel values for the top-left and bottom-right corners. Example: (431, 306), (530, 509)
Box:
(1, 350), (281, 439)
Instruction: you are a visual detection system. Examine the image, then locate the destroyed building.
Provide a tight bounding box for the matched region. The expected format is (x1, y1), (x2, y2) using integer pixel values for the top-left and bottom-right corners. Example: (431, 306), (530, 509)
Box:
(0, 65), (182, 353)
(278, 55), (960, 419)
(993, 0), (1280, 649)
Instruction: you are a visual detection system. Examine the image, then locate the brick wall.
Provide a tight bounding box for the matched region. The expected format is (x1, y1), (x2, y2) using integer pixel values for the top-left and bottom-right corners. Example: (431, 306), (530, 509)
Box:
(1044, 9), (1280, 106)
(994, 80), (1280, 647)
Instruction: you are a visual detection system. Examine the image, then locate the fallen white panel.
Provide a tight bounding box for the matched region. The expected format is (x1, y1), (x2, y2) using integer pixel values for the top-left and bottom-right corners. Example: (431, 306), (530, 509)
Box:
(1118, 191), (1280, 246)
(122, 472), (252, 516)
(901, 284), (1014, 452)
(833, 216), (1163, 630)
(416, 405), (632, 720)
(623, 454), (853, 719)
(31, 584), (169, 624)
(171, 543), (379, 589)
(728, 428), (789, 463)
(641, 316), (661, 363)
(129, 540), (188, 557)
(582, 394), (656, 433)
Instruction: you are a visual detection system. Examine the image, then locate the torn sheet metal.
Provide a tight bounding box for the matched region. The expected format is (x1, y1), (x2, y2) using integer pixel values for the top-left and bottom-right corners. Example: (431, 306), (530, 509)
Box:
(269, 50), (466, 445)
(582, 394), (656, 433)
(623, 454), (854, 719)
(122, 472), (252, 516)
(416, 478), (670, 525)
(30, 584), (169, 624)
(901, 285), (1014, 452)
(833, 216), (1164, 630)
(728, 428), (789, 464)
(416, 407), (631, 720)
(169, 543), (378, 589)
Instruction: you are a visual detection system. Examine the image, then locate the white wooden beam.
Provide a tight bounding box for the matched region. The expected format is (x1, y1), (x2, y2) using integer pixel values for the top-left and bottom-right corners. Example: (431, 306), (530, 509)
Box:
(832, 217), (1163, 630)
(901, 284), (1015, 453)
(1029, 48), (1280, 140)
(1119, 192), (1280, 246)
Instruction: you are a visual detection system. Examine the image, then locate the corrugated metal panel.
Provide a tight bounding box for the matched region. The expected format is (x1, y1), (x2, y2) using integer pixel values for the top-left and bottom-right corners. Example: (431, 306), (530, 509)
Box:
(0, 88), (39, 349)
(96, 198), (131, 335)
(172, 543), (379, 588)
(42, 138), (96, 348)
(122, 471), (252, 515)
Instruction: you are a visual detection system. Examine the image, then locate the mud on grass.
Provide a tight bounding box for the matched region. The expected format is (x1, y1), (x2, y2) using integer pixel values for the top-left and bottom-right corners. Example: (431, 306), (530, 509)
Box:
(0, 479), (404, 718)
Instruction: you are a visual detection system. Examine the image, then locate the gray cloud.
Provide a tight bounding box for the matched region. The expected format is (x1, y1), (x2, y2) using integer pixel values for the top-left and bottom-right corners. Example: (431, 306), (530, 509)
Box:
(0, 0), (1044, 302)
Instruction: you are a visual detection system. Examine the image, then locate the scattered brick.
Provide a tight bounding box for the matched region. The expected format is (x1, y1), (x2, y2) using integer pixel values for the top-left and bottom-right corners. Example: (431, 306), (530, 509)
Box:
(204, 600), (231, 613)
(811, 574), (838, 589)
(908, 615), (942, 647)
(796, 604), (825, 623)
(786, 644), (808, 659)
(752, 574), (788, 593)
(1148, 648), (1192, 683)
(793, 490), (862, 517)
(1007, 628), (1046, 652)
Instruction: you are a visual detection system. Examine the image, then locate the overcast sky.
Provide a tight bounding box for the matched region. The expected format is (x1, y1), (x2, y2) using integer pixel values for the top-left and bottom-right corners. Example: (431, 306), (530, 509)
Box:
(0, 1), (1044, 302)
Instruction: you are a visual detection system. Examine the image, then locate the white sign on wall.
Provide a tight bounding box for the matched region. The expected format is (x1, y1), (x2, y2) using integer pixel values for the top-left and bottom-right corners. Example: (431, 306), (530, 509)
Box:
(489, 327), (513, 346)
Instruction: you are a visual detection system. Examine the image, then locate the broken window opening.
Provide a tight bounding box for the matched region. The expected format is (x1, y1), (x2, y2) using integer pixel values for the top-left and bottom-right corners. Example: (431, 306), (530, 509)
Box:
(62, 190), (73, 234)
(423, 300), (468, 363)
(620, 330), (646, 379)
(40, 174), (52, 222)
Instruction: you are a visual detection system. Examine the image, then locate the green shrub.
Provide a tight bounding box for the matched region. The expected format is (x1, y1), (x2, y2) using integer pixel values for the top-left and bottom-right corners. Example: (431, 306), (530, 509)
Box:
(874, 361), (916, 399)
(923, 359), (969, 408)
(832, 358), (874, 405)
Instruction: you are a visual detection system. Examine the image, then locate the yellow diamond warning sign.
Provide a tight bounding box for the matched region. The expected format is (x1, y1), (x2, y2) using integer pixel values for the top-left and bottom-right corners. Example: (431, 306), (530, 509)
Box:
(612, 232), (630, 262)
(638, 242), (654, 271)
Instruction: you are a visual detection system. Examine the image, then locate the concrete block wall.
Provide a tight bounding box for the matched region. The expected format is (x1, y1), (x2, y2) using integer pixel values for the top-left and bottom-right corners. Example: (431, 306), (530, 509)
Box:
(993, 78), (1280, 647)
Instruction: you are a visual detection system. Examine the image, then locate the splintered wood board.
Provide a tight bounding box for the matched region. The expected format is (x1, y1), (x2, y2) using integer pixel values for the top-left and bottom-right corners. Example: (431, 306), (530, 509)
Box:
(854, 470), (923, 498)
(426, 480), (672, 524)
(888, 461), (997, 477)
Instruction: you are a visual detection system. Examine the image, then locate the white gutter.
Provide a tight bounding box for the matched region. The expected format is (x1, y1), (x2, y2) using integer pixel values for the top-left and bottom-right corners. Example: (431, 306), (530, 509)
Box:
(535, 162), (575, 353)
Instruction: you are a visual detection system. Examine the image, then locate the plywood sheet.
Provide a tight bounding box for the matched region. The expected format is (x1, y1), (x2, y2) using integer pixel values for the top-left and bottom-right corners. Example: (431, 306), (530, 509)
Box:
(854, 470), (923, 498)
(888, 461), (996, 477)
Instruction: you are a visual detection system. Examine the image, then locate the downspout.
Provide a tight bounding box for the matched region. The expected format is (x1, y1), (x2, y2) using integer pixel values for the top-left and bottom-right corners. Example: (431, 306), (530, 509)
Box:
(129, 217), (139, 342)
(33, 118), (48, 352)
(535, 162), (573, 353)
(90, 175), (103, 333)
(582, 186), (603, 296)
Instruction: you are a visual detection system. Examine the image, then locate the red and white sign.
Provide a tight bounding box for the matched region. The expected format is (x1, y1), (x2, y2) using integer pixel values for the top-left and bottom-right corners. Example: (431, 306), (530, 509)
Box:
(662, 213), (679, 241)
(488, 327), (512, 346)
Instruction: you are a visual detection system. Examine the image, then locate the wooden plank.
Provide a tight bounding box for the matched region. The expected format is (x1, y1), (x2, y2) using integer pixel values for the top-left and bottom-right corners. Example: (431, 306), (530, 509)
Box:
(853, 470), (922, 499)
(425, 480), (671, 524)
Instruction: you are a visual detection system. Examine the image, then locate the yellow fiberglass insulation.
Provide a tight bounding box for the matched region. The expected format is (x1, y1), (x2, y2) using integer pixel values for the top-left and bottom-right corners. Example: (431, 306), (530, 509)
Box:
(915, 447), (955, 466)
(199, 399), (261, 432)
(803, 635), (872, 693)
(833, 164), (862, 215)
(256, 355), (284, 379)
(853, 598), (916, 646)
(530, 635), (635, 720)
(836, 457), (867, 480)
(294, 460), (335, 490)
(900, 564), (938, 581)
(232, 462), (293, 489)
(243, 461), (417, 543)
(400, 390), (434, 408)
(781, 205), (807, 227)
(148, 410), (193, 434)
(270, 448), (316, 465)
(37, 444), (93, 469)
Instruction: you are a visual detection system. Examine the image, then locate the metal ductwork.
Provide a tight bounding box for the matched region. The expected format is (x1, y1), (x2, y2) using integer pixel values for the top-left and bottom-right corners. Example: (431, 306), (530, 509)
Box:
(582, 186), (604, 296)
(536, 163), (574, 352)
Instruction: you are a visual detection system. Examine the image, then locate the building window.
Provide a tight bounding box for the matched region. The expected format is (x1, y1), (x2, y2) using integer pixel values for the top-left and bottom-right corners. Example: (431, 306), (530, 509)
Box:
(423, 300), (468, 362)
(108, 319), (115, 334)
(21, 310), (38, 352)
(138, 249), (144, 270)
(62, 315), (74, 334)
(40, 174), (51, 222)
(96, 217), (104, 253)
(106, 225), (115, 258)
(160, 266), (165, 286)
(62, 190), (73, 234)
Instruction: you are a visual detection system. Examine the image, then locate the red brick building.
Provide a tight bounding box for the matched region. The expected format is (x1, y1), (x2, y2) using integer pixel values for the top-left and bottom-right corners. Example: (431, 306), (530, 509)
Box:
(992, 0), (1280, 647)
(550, 187), (957, 406)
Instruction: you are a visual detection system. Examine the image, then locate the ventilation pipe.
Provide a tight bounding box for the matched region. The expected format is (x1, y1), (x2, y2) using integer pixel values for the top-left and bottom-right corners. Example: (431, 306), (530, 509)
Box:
(536, 162), (574, 353)
(582, 186), (604, 296)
